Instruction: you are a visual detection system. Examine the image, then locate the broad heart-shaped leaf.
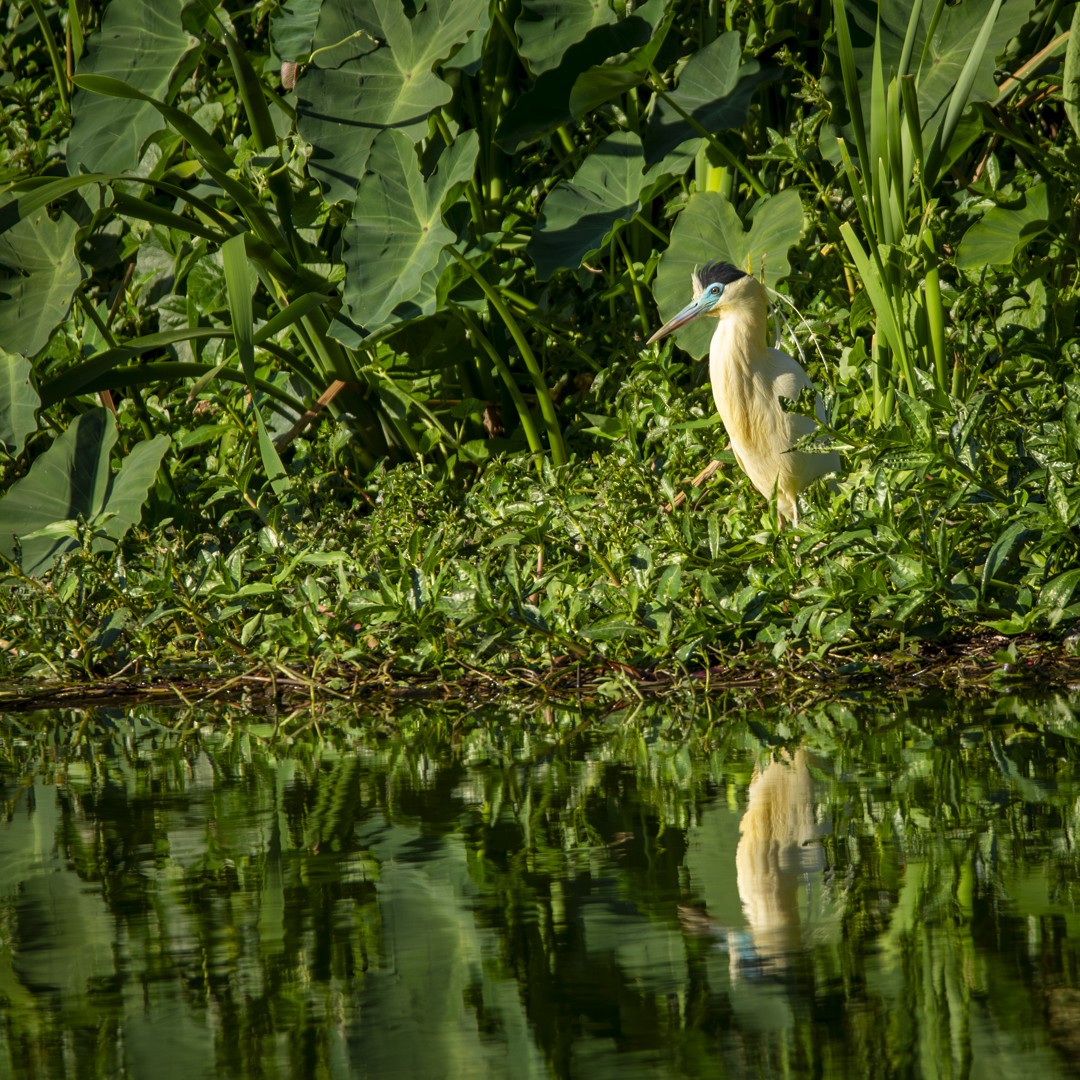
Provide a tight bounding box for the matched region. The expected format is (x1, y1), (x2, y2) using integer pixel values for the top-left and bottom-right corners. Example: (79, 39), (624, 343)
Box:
(269, 0), (324, 62)
(823, 0), (1036, 164)
(650, 189), (804, 359)
(956, 184), (1050, 270)
(568, 0), (674, 116)
(296, 0), (486, 204)
(643, 32), (779, 166)
(515, 0), (618, 75)
(496, 8), (659, 153)
(67, 0), (202, 174)
(528, 131), (647, 280)
(0, 408), (169, 576)
(0, 208), (82, 358)
(0, 350), (40, 454)
(341, 129), (478, 332)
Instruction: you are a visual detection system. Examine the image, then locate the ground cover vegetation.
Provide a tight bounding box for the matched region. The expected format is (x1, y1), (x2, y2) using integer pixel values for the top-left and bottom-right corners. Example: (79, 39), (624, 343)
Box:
(1, 0), (1079, 693)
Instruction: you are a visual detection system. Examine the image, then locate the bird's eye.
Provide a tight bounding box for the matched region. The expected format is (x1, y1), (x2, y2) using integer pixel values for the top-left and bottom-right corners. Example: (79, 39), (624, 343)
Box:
(710, 283), (724, 296)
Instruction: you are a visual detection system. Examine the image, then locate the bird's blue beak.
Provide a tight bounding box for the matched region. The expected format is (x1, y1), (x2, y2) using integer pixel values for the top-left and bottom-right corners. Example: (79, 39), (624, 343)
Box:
(646, 293), (718, 345)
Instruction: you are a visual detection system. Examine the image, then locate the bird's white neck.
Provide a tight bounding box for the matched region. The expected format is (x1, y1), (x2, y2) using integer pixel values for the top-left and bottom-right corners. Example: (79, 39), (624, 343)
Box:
(708, 292), (769, 404)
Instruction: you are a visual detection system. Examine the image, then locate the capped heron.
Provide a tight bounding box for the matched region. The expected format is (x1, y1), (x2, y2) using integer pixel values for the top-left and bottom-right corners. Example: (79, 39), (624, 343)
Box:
(647, 262), (839, 525)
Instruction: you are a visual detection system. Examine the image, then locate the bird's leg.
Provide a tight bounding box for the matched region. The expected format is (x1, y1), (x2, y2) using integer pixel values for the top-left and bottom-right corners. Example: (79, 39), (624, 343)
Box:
(663, 458), (722, 513)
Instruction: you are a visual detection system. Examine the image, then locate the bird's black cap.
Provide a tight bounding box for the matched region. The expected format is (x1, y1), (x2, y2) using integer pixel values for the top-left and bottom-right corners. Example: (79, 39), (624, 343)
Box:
(697, 260), (749, 287)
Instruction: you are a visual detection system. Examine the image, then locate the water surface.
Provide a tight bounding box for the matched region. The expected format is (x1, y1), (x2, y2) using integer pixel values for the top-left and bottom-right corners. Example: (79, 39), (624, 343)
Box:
(2, 689), (1079, 1078)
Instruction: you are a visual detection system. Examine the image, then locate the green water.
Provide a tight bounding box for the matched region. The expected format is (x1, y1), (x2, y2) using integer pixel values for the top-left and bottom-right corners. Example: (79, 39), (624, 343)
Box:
(2, 689), (1080, 1079)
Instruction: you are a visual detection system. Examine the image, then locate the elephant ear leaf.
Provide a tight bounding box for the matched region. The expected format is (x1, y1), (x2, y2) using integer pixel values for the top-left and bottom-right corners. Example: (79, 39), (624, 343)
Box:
(67, 0), (206, 174)
(0, 350), (39, 455)
(651, 189), (804, 359)
(341, 129), (478, 333)
(0, 208), (82, 359)
(0, 408), (169, 576)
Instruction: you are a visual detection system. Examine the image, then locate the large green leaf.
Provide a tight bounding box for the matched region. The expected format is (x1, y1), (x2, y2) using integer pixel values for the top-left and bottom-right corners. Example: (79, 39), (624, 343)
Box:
(67, 0), (202, 174)
(296, 0), (485, 204)
(496, 8), (659, 153)
(528, 131), (648, 280)
(341, 129), (478, 332)
(643, 32), (778, 165)
(568, 0), (674, 116)
(0, 208), (82, 358)
(956, 184), (1049, 270)
(515, 0), (617, 75)
(269, 0), (324, 62)
(0, 350), (39, 455)
(0, 408), (169, 576)
(650, 189), (804, 359)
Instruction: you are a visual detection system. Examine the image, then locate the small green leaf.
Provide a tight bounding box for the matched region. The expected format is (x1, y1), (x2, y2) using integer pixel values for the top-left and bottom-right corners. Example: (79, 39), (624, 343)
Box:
(981, 520), (1034, 597)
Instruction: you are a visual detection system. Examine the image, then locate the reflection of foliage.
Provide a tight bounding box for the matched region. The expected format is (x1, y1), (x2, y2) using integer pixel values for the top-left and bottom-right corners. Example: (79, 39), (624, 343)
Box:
(1, 692), (1080, 1077)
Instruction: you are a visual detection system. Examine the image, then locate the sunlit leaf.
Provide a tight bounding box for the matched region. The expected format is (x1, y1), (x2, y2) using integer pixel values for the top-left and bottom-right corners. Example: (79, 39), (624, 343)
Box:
(296, 0), (485, 204)
(67, 0), (202, 174)
(650, 189), (804, 359)
(0, 349), (39, 454)
(0, 208), (82, 358)
(341, 129), (478, 332)
(0, 408), (168, 576)
(956, 185), (1049, 270)
(568, 0), (674, 115)
(269, 0), (323, 62)
(515, 0), (617, 75)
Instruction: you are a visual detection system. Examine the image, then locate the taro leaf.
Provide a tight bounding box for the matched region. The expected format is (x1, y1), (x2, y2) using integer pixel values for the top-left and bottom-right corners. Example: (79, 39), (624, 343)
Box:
(0, 208), (82, 358)
(67, 0), (203, 174)
(0, 349), (40, 455)
(341, 129), (478, 332)
(1066, 2), (1080, 139)
(297, 0), (485, 204)
(270, 0), (324, 62)
(824, 0), (1036, 162)
(496, 8), (659, 153)
(528, 131), (647, 279)
(0, 408), (169, 576)
(956, 184), (1049, 270)
(569, 0), (673, 116)
(515, 0), (617, 75)
(650, 189), (804, 359)
(643, 32), (778, 166)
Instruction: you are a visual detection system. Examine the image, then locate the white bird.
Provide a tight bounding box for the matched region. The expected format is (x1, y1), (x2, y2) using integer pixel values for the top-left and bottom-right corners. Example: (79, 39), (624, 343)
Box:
(647, 262), (839, 525)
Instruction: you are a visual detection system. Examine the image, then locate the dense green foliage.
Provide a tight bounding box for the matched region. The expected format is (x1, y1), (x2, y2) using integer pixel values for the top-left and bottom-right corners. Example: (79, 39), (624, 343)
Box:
(1, 0), (1079, 684)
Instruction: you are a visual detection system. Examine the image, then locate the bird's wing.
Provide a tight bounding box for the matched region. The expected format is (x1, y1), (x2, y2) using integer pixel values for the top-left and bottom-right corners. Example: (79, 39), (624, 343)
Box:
(763, 348), (815, 403)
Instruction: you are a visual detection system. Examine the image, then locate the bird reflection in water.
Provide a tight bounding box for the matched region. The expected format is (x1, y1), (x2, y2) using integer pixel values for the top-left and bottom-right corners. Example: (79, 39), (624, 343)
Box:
(681, 748), (837, 980)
